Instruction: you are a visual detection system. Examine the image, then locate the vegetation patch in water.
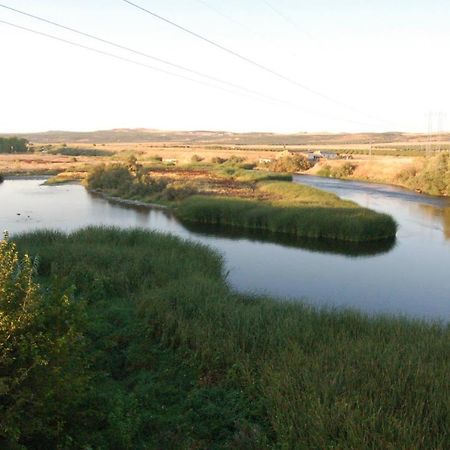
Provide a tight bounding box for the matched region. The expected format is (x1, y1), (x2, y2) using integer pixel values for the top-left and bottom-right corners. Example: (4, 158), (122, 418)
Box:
(85, 162), (397, 242)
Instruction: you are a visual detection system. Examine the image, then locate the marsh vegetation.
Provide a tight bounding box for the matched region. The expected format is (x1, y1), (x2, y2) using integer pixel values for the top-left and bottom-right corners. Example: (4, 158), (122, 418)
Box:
(2, 227), (448, 449)
(85, 159), (397, 242)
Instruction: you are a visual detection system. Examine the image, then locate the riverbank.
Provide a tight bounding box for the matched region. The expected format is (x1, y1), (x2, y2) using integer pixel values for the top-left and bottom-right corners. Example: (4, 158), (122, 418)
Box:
(7, 227), (449, 449)
(309, 153), (450, 197)
(85, 163), (397, 242)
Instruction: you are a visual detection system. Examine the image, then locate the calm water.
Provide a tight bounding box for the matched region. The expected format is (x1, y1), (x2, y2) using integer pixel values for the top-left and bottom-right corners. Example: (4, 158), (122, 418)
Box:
(1, 176), (449, 320)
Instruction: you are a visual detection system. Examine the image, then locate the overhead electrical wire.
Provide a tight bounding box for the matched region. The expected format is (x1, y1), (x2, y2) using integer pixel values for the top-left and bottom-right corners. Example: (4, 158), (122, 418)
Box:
(120, 0), (393, 127)
(194, 0), (304, 61)
(194, 0), (258, 36)
(261, 0), (306, 33)
(0, 5), (378, 126)
(0, 19), (256, 99)
(0, 3), (280, 103)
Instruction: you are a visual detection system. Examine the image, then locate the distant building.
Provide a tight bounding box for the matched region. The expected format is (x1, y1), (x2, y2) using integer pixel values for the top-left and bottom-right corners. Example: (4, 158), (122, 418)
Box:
(162, 158), (177, 164)
(259, 158), (273, 164)
(314, 151), (338, 160)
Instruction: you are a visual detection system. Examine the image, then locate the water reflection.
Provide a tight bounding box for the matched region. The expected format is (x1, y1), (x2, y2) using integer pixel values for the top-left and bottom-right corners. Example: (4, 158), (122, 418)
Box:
(415, 203), (450, 239)
(2, 178), (450, 320)
(183, 222), (396, 257)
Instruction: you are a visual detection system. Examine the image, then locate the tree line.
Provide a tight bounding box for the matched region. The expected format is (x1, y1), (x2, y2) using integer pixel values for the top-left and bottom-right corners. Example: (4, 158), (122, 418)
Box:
(0, 137), (29, 153)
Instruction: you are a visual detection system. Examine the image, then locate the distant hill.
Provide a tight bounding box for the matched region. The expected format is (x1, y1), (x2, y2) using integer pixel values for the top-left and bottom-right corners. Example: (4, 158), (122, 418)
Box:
(2, 129), (449, 146)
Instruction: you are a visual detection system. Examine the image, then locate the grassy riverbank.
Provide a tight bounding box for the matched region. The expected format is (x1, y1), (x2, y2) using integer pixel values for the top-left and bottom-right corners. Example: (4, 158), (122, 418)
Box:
(6, 227), (449, 449)
(85, 163), (397, 242)
(313, 153), (450, 196)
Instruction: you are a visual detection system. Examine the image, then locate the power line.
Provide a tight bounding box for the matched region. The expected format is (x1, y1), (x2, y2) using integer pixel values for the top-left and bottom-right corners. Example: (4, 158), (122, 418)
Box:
(0, 6), (377, 126)
(121, 0), (393, 127)
(261, 0), (314, 40)
(194, 0), (257, 36)
(194, 0), (304, 62)
(0, 3), (287, 104)
(0, 19), (261, 100)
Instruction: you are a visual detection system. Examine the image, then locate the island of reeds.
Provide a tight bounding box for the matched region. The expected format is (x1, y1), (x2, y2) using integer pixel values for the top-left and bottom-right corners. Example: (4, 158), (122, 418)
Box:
(1, 227), (448, 449)
(82, 156), (397, 242)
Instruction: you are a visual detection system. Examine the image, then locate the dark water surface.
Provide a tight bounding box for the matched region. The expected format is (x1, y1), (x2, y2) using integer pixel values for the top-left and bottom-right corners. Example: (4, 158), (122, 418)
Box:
(1, 177), (449, 320)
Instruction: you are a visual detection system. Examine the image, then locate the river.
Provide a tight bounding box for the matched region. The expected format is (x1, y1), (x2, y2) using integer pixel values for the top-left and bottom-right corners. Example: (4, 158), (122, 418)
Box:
(1, 176), (449, 321)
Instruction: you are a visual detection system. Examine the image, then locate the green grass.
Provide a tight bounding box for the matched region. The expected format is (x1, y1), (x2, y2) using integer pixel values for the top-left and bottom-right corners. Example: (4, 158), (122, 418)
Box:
(176, 182), (397, 242)
(43, 174), (82, 185)
(12, 227), (450, 449)
(85, 164), (397, 242)
(49, 147), (115, 157)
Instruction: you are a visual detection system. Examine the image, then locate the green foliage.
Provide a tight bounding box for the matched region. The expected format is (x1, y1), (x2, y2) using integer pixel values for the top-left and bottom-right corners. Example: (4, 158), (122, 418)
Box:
(14, 228), (270, 449)
(213, 166), (291, 183)
(269, 154), (311, 172)
(396, 153), (450, 196)
(86, 163), (169, 200)
(233, 170), (291, 183)
(49, 147), (114, 157)
(318, 162), (356, 178)
(191, 154), (204, 163)
(12, 228), (450, 449)
(0, 137), (29, 154)
(161, 181), (198, 201)
(0, 234), (88, 448)
(176, 195), (396, 242)
(176, 181), (397, 242)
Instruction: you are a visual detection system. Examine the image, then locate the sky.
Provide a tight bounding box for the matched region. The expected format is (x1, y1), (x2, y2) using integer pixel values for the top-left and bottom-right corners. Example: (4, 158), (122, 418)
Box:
(0, 0), (449, 134)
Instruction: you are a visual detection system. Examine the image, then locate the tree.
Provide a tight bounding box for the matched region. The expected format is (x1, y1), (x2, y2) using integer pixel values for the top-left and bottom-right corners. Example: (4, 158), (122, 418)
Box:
(0, 137), (29, 154)
(0, 234), (88, 448)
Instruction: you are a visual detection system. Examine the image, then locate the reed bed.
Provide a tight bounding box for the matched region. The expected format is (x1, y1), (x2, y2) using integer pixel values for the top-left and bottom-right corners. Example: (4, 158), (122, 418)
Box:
(10, 227), (450, 449)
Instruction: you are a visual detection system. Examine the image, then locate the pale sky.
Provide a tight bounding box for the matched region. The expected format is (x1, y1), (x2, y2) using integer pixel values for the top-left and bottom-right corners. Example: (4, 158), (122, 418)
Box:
(0, 0), (449, 133)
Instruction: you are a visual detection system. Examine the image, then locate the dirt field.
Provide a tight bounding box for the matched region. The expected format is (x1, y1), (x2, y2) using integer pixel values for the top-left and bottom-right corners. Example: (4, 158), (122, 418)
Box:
(0, 140), (429, 190)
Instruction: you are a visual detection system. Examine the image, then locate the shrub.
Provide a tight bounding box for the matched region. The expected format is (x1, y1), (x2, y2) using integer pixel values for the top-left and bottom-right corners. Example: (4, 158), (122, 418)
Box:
(211, 156), (227, 164)
(269, 155), (310, 173)
(191, 154), (204, 163)
(0, 233), (88, 448)
(332, 162), (356, 178)
(317, 164), (332, 177)
(318, 162), (356, 178)
(396, 153), (450, 195)
(86, 164), (171, 200)
(162, 181), (198, 201)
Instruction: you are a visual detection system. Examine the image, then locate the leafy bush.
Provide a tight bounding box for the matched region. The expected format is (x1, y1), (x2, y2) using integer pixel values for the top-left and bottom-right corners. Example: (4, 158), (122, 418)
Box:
(191, 154), (204, 163)
(396, 153), (450, 195)
(332, 162), (356, 177)
(211, 156), (227, 164)
(317, 164), (332, 177)
(0, 234), (88, 448)
(161, 181), (198, 201)
(8, 228), (448, 449)
(269, 155), (310, 173)
(318, 162), (356, 178)
(0, 137), (29, 153)
(86, 163), (169, 199)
